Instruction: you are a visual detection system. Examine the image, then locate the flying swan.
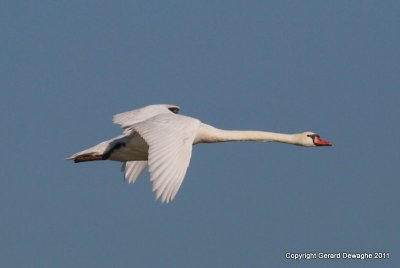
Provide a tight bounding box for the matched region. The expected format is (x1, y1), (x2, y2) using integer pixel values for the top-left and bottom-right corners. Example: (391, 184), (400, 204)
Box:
(67, 104), (332, 203)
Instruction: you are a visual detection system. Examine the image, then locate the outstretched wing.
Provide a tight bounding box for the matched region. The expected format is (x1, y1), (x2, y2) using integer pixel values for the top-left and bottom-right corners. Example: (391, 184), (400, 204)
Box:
(131, 113), (200, 203)
(122, 161), (148, 184)
(113, 104), (179, 130)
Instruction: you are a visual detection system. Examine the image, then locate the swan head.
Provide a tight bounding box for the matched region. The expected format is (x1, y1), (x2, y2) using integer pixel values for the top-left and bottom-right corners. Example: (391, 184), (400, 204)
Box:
(297, 132), (332, 147)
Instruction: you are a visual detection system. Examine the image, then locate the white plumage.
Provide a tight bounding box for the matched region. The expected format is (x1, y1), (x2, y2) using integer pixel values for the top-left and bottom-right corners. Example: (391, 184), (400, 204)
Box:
(67, 104), (331, 203)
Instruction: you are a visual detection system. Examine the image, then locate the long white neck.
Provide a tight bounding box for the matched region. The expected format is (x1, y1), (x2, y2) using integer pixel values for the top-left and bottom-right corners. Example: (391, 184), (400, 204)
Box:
(194, 123), (301, 145)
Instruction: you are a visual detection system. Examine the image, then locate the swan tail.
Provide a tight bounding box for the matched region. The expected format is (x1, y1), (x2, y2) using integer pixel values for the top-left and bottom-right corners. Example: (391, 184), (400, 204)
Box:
(66, 140), (112, 163)
(66, 135), (129, 163)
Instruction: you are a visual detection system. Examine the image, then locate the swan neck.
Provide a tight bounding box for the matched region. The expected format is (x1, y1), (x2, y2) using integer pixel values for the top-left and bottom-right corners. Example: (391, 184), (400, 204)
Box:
(196, 124), (299, 145)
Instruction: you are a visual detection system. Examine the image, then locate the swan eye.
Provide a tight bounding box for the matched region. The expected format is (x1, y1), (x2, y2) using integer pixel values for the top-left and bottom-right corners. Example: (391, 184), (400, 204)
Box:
(168, 107), (180, 114)
(307, 134), (320, 142)
(307, 134), (319, 139)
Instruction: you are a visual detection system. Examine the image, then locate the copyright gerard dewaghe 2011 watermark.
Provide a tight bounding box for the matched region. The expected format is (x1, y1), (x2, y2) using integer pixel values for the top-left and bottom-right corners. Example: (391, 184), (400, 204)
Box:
(286, 252), (390, 261)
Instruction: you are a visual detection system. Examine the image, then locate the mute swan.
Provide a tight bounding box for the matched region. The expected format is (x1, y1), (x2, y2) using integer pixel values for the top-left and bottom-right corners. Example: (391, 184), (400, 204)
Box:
(67, 104), (332, 203)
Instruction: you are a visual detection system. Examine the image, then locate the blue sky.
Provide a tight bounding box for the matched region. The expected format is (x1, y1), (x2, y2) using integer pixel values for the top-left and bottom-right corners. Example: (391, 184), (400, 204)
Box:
(1, 1), (399, 267)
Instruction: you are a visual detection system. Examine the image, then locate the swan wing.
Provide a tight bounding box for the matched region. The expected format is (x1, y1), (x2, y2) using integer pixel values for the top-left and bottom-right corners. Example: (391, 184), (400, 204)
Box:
(113, 104), (179, 130)
(131, 113), (200, 203)
(122, 161), (148, 184)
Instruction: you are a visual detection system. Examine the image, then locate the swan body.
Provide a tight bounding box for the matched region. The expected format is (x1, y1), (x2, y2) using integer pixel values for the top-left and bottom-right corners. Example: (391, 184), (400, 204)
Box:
(67, 104), (331, 203)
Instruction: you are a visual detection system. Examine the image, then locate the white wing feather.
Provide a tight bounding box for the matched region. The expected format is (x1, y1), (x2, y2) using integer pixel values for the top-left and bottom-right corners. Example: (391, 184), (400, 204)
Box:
(113, 104), (177, 130)
(131, 113), (200, 203)
(122, 161), (148, 184)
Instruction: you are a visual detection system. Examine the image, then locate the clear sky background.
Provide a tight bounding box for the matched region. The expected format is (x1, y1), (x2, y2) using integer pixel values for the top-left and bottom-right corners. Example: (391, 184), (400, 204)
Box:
(1, 1), (399, 267)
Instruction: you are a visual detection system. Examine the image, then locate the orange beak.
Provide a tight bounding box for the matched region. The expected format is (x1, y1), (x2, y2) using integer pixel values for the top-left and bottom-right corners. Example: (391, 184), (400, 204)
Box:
(314, 136), (332, 146)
